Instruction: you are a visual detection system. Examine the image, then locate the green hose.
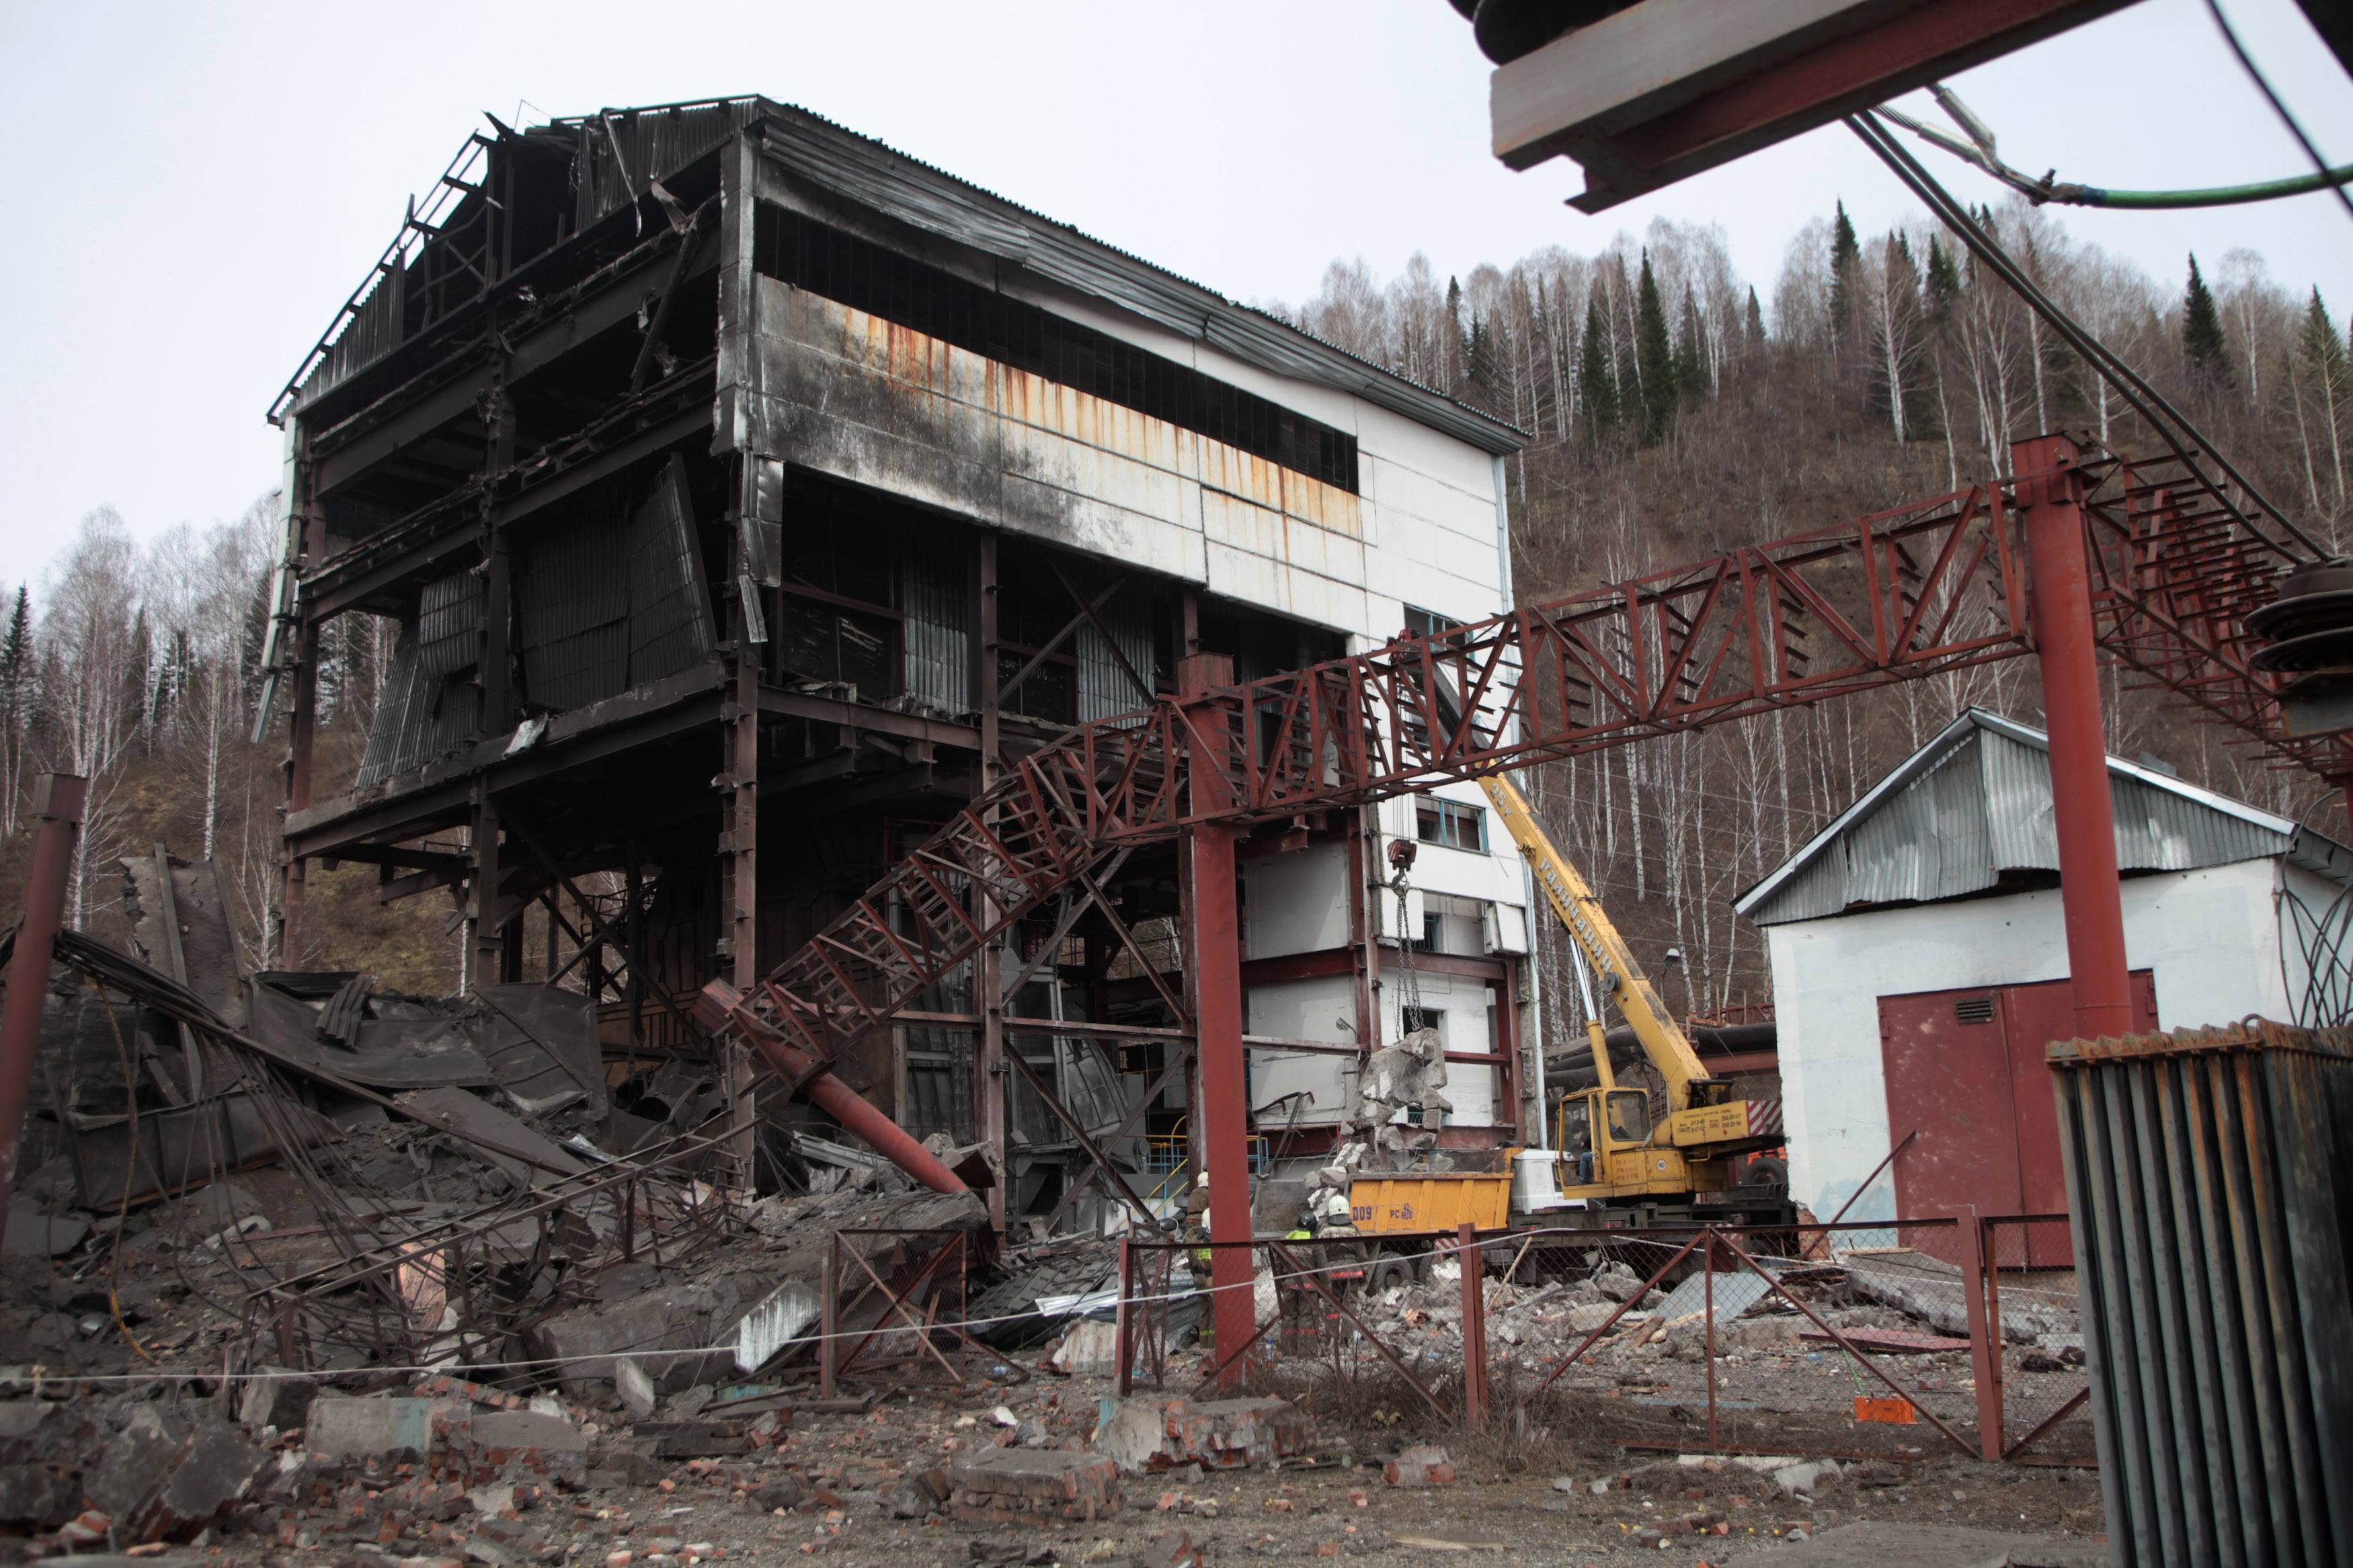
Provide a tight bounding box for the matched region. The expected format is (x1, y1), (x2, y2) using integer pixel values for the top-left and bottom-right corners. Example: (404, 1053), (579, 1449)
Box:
(2057, 165), (2353, 210)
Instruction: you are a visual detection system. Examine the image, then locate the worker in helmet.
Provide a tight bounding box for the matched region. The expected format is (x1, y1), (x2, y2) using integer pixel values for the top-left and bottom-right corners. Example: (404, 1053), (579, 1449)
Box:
(1180, 1170), (1215, 1345)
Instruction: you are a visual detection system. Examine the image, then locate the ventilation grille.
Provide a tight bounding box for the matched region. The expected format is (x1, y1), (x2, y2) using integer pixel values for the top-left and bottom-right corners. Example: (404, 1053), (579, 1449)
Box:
(1954, 996), (1997, 1024)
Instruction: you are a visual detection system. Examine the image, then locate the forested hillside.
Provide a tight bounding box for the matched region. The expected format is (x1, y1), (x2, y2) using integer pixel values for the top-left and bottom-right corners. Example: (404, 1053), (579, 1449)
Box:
(1, 192), (2346, 1017)
(1273, 194), (2352, 1020)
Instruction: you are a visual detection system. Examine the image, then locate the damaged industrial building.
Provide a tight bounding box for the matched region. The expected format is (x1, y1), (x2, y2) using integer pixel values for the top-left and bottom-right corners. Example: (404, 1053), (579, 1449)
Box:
(6, 57), (2352, 1563)
(260, 96), (1545, 1229)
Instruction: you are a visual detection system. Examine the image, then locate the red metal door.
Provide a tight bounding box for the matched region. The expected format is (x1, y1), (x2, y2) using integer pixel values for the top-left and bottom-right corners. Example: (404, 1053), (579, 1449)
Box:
(1996, 971), (2159, 1219)
(1879, 988), (2024, 1223)
(1877, 973), (2156, 1253)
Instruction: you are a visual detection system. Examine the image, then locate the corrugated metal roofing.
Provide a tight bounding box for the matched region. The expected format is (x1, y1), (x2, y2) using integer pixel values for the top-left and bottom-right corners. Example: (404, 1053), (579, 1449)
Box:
(1735, 709), (2353, 927)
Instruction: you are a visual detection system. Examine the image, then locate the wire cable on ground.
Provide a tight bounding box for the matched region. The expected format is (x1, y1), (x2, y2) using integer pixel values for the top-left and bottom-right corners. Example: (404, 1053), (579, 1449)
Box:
(2206, 0), (2353, 226)
(1845, 108), (2328, 563)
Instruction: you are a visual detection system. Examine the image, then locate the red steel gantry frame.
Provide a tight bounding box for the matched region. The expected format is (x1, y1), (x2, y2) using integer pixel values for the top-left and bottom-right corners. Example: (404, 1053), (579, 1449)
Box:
(692, 434), (2337, 1372)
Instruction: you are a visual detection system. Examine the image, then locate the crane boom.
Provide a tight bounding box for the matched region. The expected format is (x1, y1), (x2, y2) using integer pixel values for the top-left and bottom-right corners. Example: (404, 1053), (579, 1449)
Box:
(1475, 774), (1710, 1108)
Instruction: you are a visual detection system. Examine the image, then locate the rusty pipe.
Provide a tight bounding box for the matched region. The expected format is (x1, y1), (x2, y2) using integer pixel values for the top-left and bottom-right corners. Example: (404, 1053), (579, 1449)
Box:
(692, 979), (967, 1195)
(0, 775), (87, 1256)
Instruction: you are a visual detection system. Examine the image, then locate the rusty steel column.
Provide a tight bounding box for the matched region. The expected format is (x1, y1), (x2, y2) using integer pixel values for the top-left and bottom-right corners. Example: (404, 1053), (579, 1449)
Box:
(0, 774), (87, 1255)
(1458, 1222), (1490, 1431)
(1179, 651), (1256, 1380)
(975, 534), (1008, 1231)
(2019, 434), (2133, 1040)
(279, 620), (319, 966)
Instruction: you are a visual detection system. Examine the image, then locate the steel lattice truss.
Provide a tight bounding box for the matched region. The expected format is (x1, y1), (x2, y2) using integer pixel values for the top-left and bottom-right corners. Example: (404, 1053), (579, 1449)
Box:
(725, 444), (2345, 1079)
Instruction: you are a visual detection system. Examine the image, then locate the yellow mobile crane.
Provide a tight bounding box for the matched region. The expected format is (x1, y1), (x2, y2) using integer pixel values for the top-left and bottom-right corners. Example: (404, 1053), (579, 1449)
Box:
(1477, 775), (1791, 1224)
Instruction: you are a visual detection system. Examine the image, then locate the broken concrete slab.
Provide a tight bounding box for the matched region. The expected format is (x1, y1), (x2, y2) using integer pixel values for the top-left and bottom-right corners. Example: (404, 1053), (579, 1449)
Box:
(1051, 1320), (1119, 1376)
(237, 1365), (319, 1433)
(139, 1417), (265, 1540)
(3, 1199), (88, 1257)
(1088, 1395), (1310, 1475)
(307, 1396), (466, 1460)
(0, 1464), (79, 1529)
(85, 1405), (191, 1520)
(1382, 1444), (1455, 1487)
(950, 1448), (1119, 1526)
(612, 1358), (657, 1421)
(731, 1277), (820, 1374)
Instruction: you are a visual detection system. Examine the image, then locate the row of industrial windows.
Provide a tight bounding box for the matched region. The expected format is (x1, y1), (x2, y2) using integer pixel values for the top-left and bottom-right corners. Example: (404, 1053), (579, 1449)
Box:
(752, 204), (1360, 493)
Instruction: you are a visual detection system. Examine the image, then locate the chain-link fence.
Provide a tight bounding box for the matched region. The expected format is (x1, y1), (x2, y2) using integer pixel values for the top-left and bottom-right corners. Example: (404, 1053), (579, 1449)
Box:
(1981, 1213), (2093, 1462)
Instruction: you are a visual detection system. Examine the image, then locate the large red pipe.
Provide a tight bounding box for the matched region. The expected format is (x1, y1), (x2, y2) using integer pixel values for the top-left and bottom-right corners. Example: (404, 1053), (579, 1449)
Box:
(2018, 434), (2134, 1040)
(692, 979), (968, 1195)
(0, 775), (87, 1257)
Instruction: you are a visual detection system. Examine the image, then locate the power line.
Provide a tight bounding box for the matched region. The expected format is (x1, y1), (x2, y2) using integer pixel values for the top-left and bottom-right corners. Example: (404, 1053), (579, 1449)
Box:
(2206, 0), (2353, 226)
(1845, 108), (2329, 563)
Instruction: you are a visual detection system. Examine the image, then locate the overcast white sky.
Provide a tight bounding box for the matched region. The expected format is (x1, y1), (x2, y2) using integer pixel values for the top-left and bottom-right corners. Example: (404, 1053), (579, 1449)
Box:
(1, 0), (2346, 597)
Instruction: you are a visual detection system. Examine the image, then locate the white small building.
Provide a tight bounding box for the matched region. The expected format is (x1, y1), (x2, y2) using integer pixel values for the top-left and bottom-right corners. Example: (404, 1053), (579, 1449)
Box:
(1735, 709), (2353, 1225)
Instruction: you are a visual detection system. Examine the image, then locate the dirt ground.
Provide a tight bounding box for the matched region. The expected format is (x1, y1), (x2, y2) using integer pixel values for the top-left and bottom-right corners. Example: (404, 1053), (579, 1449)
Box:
(132, 1370), (2106, 1568)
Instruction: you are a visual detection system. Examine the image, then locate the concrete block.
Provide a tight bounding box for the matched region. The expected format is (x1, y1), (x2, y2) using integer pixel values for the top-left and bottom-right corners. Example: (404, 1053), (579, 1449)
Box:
(1383, 1444), (1455, 1487)
(239, 1366), (320, 1432)
(0, 1464), (79, 1528)
(1190, 1398), (1312, 1468)
(307, 1397), (464, 1460)
(143, 1417), (265, 1539)
(1772, 1458), (1841, 1497)
(85, 1404), (191, 1518)
(1050, 1320), (1118, 1377)
(950, 1448), (1119, 1525)
(1088, 1395), (1310, 1475)
(613, 1358), (657, 1421)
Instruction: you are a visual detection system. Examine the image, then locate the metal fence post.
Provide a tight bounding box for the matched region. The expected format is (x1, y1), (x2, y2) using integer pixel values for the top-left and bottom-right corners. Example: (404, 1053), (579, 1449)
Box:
(1115, 1236), (1134, 1399)
(1958, 1206), (2004, 1460)
(1704, 1227), (1719, 1448)
(1458, 1223), (1488, 1432)
(820, 1239), (838, 1399)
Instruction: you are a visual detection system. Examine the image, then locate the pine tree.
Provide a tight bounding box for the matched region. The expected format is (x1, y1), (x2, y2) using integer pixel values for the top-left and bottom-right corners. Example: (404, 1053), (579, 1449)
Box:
(1674, 284), (1709, 406)
(1445, 275), (1466, 393)
(2184, 253), (2231, 388)
(0, 585), (28, 835)
(1743, 286), (1766, 353)
(1828, 200), (1862, 350)
(1634, 251), (1677, 444)
(1576, 290), (1619, 438)
(2295, 288), (2349, 508)
(1923, 235), (1961, 328)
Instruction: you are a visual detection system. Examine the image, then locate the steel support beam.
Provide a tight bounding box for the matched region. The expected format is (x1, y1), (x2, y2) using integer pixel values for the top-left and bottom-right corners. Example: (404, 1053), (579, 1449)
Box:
(1180, 652), (1256, 1383)
(0, 774), (86, 1255)
(2020, 434), (2133, 1039)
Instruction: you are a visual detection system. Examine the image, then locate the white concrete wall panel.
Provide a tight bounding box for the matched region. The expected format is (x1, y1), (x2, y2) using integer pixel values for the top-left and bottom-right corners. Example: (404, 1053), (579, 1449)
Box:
(1766, 858), (2295, 1223)
(1242, 842), (1351, 960)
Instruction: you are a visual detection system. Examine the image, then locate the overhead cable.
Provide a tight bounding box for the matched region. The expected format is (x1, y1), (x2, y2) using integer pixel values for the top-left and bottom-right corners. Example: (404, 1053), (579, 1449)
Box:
(2206, 0), (2353, 226)
(1845, 108), (2327, 563)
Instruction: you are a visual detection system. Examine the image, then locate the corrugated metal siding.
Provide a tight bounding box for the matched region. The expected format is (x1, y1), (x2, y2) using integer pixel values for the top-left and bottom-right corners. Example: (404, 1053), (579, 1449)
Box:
(899, 550), (969, 714)
(1748, 720), (2297, 927)
(519, 510), (632, 712)
(356, 572), (482, 788)
(627, 455), (716, 684)
(1077, 599), (1154, 725)
(355, 629), (422, 789)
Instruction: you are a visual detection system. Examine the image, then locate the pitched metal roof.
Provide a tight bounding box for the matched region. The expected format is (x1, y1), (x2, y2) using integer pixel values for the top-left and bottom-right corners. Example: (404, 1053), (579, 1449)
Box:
(1734, 708), (2353, 927)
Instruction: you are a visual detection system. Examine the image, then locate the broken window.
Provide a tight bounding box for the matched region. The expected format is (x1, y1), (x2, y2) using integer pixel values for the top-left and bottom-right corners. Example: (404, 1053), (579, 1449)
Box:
(1416, 798), (1486, 852)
